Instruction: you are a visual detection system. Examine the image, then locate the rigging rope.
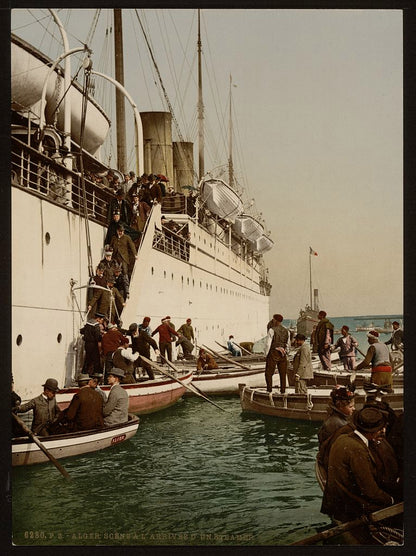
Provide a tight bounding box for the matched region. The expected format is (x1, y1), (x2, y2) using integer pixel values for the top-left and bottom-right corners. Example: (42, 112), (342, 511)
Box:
(78, 64), (95, 278)
(134, 9), (198, 183)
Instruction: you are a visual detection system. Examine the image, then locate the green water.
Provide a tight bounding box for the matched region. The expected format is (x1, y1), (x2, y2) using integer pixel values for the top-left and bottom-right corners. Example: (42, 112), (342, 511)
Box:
(12, 396), (330, 546)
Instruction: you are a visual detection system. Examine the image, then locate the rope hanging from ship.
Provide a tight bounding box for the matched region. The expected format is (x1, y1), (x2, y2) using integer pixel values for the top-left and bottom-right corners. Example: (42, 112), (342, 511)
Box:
(78, 57), (94, 279)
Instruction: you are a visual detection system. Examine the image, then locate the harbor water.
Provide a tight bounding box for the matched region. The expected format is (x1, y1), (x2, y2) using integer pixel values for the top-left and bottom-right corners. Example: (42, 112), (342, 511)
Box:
(11, 315), (401, 546)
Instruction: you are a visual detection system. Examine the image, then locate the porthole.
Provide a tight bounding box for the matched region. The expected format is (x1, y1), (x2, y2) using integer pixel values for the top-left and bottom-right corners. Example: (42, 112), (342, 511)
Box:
(16, 334), (22, 346)
(151, 267), (154, 275)
(164, 271), (166, 279)
(45, 232), (51, 244)
(57, 333), (62, 343)
(171, 273), (174, 280)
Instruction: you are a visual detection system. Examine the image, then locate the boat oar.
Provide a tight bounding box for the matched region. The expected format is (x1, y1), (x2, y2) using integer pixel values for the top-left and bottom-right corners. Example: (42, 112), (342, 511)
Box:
(291, 502), (403, 545)
(202, 345), (251, 370)
(161, 355), (213, 398)
(139, 356), (228, 412)
(12, 413), (71, 480)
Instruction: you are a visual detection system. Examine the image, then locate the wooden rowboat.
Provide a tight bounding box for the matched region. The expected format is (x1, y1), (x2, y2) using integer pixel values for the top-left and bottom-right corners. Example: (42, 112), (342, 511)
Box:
(312, 368), (403, 388)
(56, 370), (193, 415)
(12, 414), (139, 466)
(188, 365), (278, 396)
(238, 384), (403, 421)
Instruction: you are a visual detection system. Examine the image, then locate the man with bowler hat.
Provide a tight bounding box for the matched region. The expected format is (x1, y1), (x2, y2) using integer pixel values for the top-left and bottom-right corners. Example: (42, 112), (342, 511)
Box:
(16, 378), (61, 436)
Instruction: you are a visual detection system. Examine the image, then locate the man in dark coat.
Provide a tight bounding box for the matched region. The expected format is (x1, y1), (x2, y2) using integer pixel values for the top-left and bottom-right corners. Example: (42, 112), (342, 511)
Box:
(321, 407), (394, 522)
(129, 322), (159, 379)
(59, 374), (104, 431)
(16, 378), (61, 436)
(80, 313), (104, 374)
(264, 314), (289, 393)
(315, 310), (334, 370)
(107, 188), (131, 224)
(110, 224), (137, 278)
(113, 263), (129, 300)
(99, 246), (119, 283)
(88, 276), (125, 324)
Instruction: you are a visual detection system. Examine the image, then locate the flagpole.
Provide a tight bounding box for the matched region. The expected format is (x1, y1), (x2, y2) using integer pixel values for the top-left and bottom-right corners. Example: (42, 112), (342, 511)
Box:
(309, 249), (312, 308)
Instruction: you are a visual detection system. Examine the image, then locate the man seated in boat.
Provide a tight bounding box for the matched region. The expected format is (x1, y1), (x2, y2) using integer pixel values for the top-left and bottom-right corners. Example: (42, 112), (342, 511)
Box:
(227, 335), (242, 357)
(196, 348), (218, 371)
(321, 407), (396, 525)
(52, 374), (104, 433)
(15, 378), (61, 437)
(317, 386), (355, 470)
(354, 330), (393, 389)
(89, 373), (108, 403)
(103, 368), (129, 427)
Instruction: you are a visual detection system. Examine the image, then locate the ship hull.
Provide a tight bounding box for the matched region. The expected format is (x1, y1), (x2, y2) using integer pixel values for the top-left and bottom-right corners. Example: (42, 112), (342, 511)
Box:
(12, 186), (270, 401)
(55, 372), (193, 415)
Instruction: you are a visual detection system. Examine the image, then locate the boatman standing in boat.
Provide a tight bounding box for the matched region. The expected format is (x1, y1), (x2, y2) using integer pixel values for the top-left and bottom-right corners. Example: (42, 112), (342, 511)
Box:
(332, 325), (358, 370)
(315, 311), (334, 371)
(103, 368), (129, 426)
(385, 321), (404, 352)
(15, 378), (61, 436)
(292, 333), (314, 393)
(354, 330), (393, 388)
(265, 314), (289, 393)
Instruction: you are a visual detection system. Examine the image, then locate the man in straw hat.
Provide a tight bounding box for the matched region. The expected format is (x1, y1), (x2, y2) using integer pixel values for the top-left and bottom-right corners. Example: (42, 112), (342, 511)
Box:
(16, 378), (61, 436)
(321, 407), (394, 523)
(355, 330), (393, 388)
(103, 368), (129, 427)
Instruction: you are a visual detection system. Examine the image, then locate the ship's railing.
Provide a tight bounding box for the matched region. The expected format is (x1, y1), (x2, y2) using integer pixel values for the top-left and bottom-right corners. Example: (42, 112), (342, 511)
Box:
(152, 227), (190, 262)
(11, 136), (114, 227)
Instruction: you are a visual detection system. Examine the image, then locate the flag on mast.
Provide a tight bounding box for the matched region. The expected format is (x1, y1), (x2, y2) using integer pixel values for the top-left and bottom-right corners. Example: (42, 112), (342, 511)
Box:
(310, 247), (318, 256)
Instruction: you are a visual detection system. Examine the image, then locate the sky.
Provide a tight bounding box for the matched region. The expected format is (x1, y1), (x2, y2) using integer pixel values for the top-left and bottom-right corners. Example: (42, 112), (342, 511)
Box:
(11, 8), (403, 319)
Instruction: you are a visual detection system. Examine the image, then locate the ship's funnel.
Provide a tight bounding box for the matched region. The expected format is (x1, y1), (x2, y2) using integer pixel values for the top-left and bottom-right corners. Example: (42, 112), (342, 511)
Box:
(140, 111), (173, 183)
(173, 141), (194, 194)
(313, 288), (319, 311)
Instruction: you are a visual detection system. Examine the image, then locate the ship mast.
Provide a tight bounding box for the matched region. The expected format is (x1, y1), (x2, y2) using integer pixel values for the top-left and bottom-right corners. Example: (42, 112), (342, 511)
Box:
(309, 250), (313, 309)
(197, 9), (204, 180)
(228, 74), (234, 188)
(114, 8), (127, 171)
